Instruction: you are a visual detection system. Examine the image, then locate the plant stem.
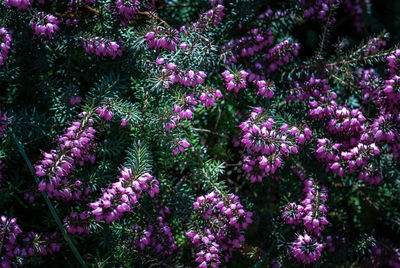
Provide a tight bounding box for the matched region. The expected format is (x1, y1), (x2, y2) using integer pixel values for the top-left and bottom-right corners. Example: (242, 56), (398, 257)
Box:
(12, 133), (87, 268)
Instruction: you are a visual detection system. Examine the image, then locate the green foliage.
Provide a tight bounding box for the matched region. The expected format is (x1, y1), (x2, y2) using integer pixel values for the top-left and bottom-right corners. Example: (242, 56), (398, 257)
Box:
(1, 0), (400, 267)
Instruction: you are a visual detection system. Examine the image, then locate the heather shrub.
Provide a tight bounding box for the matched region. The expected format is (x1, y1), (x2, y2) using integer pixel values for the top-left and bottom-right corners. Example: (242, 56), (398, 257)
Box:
(1, 0), (400, 267)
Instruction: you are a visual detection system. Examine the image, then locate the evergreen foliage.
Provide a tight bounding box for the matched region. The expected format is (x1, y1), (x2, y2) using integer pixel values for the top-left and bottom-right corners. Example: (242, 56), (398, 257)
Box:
(1, 0), (400, 267)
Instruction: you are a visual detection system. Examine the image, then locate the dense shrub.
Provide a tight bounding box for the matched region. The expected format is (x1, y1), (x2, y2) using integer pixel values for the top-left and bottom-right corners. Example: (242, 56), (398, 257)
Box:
(1, 0), (400, 267)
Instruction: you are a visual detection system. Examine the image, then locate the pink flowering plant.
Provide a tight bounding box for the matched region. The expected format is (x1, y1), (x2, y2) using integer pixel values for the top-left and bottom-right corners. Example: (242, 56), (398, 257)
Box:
(1, 0), (400, 267)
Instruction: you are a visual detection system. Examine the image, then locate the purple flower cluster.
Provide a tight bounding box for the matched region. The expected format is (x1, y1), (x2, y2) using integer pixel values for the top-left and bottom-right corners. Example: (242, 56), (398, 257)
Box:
(370, 114), (400, 159)
(83, 37), (123, 59)
(258, 8), (295, 20)
(172, 96), (197, 121)
(96, 103), (129, 126)
(359, 68), (379, 104)
(191, 4), (225, 32)
(239, 107), (312, 182)
(386, 49), (400, 74)
(255, 80), (274, 99)
(301, 180), (329, 234)
(165, 89), (222, 133)
(132, 206), (179, 255)
(145, 26), (179, 51)
(23, 192), (35, 203)
(186, 191), (253, 267)
(222, 70), (248, 93)
(0, 109), (8, 137)
(153, 59), (223, 148)
(0, 216), (61, 267)
(23, 231), (61, 257)
(0, 160), (4, 187)
(294, 76), (337, 117)
(308, 91), (338, 119)
(383, 50), (400, 115)
(283, 178), (329, 234)
(35, 112), (96, 200)
(199, 88), (223, 108)
(222, 28), (273, 65)
(389, 248), (400, 268)
(281, 202), (304, 225)
(289, 233), (324, 264)
(156, 58), (207, 88)
(343, 0), (363, 32)
(1, 216), (23, 267)
(298, 0), (340, 20)
(155, 61), (222, 155)
(210, 0), (222, 5)
(4, 0), (30, 10)
(327, 107), (367, 136)
(0, 28), (12, 67)
(245, 66), (266, 83)
(358, 242), (400, 267)
(96, 106), (114, 121)
(283, 175), (329, 264)
(310, 100), (389, 185)
(116, 0), (140, 26)
(363, 37), (387, 56)
(64, 211), (91, 235)
(284, 54), (400, 186)
(30, 12), (60, 38)
(265, 40), (300, 73)
(221, 10), (296, 81)
(288, 76), (330, 102)
(315, 138), (382, 184)
(90, 169), (159, 224)
(173, 139), (190, 156)
(70, 96), (82, 106)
